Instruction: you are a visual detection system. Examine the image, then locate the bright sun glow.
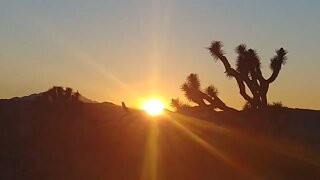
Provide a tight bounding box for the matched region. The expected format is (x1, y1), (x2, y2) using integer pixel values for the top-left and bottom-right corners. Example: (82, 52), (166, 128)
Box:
(141, 99), (165, 116)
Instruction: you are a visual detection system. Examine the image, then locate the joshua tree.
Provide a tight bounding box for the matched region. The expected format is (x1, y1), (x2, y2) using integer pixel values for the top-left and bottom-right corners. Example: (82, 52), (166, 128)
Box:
(208, 41), (287, 109)
(170, 98), (190, 111)
(176, 73), (235, 111)
(181, 74), (207, 107)
(171, 98), (182, 110)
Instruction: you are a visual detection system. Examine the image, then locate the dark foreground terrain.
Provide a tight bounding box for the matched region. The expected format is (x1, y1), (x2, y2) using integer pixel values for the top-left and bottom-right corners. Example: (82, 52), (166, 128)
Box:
(0, 98), (320, 179)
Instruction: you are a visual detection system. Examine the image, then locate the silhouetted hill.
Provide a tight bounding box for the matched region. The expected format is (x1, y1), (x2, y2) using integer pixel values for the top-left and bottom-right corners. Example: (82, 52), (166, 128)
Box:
(0, 90), (319, 179)
(0, 92), (98, 104)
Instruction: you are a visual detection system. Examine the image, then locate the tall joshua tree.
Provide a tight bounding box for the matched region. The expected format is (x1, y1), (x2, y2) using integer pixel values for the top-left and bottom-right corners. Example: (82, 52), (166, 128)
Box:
(208, 41), (287, 109)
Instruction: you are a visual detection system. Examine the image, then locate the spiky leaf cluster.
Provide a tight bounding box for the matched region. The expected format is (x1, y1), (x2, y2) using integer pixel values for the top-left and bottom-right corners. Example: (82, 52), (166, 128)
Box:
(180, 73), (201, 102)
(170, 98), (190, 110)
(236, 46), (261, 78)
(187, 73), (200, 90)
(205, 85), (218, 97)
(270, 48), (287, 71)
(208, 41), (224, 60)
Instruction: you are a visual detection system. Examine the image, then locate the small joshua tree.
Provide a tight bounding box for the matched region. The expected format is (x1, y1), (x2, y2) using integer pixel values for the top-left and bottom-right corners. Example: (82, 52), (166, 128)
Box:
(170, 98), (190, 111)
(181, 74), (207, 107)
(208, 41), (287, 110)
(172, 73), (235, 111)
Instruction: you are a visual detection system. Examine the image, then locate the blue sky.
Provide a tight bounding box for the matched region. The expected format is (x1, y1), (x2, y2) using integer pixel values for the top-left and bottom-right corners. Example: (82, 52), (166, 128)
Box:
(1, 0), (319, 109)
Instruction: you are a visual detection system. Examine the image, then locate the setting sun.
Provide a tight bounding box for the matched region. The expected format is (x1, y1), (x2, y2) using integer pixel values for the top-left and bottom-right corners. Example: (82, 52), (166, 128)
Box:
(141, 98), (165, 116)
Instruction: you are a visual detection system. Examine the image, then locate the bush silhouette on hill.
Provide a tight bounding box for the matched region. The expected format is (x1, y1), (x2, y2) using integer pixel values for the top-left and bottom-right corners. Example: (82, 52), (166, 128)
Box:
(39, 86), (81, 104)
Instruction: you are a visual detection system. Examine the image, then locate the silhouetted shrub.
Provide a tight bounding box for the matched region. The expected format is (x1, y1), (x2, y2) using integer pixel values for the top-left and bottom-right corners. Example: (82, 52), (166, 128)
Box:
(38, 86), (82, 107)
(242, 102), (253, 111)
(270, 101), (285, 108)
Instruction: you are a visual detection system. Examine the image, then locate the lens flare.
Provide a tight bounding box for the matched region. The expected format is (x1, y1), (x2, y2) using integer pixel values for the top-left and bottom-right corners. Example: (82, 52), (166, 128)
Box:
(142, 99), (165, 116)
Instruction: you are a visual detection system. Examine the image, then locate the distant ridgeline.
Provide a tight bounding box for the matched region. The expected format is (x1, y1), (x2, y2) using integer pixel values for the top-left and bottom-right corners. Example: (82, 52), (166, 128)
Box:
(0, 86), (97, 105)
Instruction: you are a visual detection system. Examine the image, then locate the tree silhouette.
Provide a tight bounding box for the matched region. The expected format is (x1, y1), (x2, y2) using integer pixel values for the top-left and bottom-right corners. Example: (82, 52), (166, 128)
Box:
(172, 73), (235, 112)
(39, 86), (81, 104)
(56, 86), (64, 102)
(181, 74), (206, 106)
(208, 41), (287, 109)
(72, 91), (81, 103)
(65, 87), (73, 101)
(170, 98), (190, 111)
(49, 86), (58, 101)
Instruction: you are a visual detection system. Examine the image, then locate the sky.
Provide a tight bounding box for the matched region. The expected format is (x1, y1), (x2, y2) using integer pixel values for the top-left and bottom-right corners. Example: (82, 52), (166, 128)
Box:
(0, 0), (320, 110)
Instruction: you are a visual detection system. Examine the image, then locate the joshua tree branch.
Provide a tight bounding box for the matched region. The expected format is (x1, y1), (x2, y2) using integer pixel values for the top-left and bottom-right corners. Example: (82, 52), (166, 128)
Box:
(198, 90), (236, 111)
(255, 65), (266, 82)
(214, 54), (257, 108)
(267, 48), (287, 84)
(267, 68), (280, 83)
(217, 55), (232, 72)
(242, 75), (259, 97)
(236, 78), (255, 106)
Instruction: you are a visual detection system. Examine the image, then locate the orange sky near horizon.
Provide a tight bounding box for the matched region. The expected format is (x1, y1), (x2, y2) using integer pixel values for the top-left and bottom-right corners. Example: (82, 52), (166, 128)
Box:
(0, 1), (320, 110)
